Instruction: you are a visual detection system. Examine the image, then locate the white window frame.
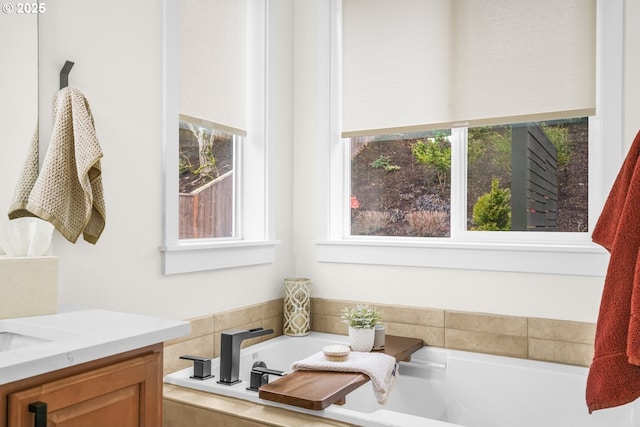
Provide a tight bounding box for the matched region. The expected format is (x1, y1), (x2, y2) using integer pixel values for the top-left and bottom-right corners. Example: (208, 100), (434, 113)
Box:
(316, 0), (624, 276)
(161, 0), (278, 274)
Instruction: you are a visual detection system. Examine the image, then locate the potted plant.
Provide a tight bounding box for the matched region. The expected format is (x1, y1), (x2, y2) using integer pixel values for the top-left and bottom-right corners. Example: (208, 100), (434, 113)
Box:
(341, 304), (381, 352)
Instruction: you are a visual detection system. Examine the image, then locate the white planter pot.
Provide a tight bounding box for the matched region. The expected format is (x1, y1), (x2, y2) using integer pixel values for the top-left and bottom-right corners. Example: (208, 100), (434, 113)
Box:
(348, 326), (375, 352)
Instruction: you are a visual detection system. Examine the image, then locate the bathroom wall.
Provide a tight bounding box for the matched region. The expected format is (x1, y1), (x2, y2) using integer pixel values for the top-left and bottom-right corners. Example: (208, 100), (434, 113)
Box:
(290, 0), (640, 324)
(1, 1), (638, 325)
(0, 13), (38, 217)
(0, 0), (295, 320)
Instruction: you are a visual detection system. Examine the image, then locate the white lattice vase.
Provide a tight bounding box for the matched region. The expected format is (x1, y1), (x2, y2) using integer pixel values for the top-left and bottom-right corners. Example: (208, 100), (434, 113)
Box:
(283, 278), (311, 336)
(348, 326), (375, 352)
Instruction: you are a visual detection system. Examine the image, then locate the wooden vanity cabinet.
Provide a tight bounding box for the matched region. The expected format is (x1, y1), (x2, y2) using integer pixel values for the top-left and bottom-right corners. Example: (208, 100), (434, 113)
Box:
(0, 343), (163, 427)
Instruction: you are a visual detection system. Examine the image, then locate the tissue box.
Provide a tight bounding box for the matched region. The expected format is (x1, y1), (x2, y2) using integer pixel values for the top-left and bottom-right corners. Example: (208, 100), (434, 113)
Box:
(0, 256), (58, 319)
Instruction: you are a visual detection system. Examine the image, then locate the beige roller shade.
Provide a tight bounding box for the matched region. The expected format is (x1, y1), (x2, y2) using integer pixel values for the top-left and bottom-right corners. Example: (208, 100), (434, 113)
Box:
(180, 0), (247, 136)
(342, 0), (596, 137)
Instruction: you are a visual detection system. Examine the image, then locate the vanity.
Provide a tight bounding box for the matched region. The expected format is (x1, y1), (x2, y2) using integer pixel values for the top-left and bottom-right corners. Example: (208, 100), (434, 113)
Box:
(0, 309), (189, 427)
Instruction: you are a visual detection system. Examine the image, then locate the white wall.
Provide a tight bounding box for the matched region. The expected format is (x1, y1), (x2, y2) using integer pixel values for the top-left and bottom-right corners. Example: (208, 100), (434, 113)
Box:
(1, 1), (638, 324)
(0, 0), (295, 320)
(290, 0), (640, 324)
(0, 13), (38, 217)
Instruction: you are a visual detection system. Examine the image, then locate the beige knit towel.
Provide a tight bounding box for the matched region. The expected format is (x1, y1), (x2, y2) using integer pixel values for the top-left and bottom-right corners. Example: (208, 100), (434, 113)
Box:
(291, 351), (399, 404)
(8, 87), (105, 244)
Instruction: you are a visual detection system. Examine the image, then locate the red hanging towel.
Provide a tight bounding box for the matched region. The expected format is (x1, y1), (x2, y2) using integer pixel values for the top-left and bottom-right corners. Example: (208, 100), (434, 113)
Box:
(587, 130), (640, 412)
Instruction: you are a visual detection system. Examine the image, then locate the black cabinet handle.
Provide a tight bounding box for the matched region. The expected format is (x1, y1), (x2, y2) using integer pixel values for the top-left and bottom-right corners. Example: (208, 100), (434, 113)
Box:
(28, 401), (47, 427)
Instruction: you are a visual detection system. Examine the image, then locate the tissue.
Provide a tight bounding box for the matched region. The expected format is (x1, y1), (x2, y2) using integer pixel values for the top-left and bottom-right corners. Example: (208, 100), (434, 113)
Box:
(0, 217), (54, 257)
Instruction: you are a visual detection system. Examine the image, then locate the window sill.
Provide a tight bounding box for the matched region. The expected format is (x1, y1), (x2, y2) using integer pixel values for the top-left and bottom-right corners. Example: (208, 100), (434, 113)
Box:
(161, 240), (280, 274)
(315, 239), (608, 276)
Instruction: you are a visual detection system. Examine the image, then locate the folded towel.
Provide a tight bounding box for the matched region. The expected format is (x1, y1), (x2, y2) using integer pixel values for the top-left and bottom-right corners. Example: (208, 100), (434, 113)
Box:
(586, 130), (640, 412)
(291, 351), (398, 404)
(8, 87), (105, 244)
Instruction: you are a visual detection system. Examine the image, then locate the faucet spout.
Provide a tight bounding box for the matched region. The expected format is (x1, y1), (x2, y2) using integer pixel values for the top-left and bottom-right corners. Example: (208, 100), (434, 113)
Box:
(218, 327), (274, 385)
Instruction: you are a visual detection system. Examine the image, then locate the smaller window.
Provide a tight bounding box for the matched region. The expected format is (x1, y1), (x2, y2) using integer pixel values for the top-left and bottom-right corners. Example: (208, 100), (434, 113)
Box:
(178, 115), (237, 240)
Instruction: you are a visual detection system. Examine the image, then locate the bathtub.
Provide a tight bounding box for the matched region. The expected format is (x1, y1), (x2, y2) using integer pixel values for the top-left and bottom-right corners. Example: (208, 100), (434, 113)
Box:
(164, 332), (638, 427)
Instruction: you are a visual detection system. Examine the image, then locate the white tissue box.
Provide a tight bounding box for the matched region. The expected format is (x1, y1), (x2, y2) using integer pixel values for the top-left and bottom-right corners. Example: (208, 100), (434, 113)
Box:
(0, 256), (58, 319)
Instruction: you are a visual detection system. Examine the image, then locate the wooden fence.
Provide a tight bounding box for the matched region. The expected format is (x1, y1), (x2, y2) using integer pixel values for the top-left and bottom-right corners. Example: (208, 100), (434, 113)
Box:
(510, 124), (558, 231)
(179, 170), (233, 239)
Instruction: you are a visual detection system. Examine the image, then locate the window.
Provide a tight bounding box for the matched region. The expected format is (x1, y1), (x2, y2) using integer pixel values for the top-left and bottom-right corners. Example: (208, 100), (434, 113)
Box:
(162, 0), (277, 274)
(349, 118), (589, 238)
(178, 115), (237, 239)
(317, 0), (623, 276)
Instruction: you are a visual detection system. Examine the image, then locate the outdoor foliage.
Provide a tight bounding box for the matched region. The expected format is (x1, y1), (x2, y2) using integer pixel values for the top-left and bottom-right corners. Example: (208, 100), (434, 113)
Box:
(370, 155), (401, 172)
(406, 211), (449, 237)
(471, 178), (511, 231)
(411, 132), (451, 192)
(541, 123), (572, 170)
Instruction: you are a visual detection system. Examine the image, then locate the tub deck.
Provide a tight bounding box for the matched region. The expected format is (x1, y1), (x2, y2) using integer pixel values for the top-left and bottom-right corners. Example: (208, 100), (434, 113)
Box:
(258, 335), (423, 410)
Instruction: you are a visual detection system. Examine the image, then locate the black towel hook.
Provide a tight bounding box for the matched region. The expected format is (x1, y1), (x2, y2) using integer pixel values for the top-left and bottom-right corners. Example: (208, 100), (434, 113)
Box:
(60, 60), (74, 89)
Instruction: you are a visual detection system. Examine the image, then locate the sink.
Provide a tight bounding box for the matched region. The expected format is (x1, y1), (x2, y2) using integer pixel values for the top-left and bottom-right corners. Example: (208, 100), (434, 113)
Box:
(0, 332), (49, 352)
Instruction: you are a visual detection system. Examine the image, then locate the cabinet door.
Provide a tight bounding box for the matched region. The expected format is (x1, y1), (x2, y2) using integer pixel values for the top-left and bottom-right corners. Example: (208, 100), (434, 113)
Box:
(7, 352), (161, 427)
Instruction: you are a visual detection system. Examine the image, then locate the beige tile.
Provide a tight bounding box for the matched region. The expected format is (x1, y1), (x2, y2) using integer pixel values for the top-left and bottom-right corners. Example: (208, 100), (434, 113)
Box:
(445, 329), (528, 358)
(385, 322), (444, 347)
(262, 298), (284, 319)
(378, 304), (444, 327)
(163, 334), (214, 376)
(311, 298), (349, 317)
(312, 313), (348, 335)
(529, 338), (593, 366)
(214, 304), (263, 332)
(164, 315), (214, 346)
(263, 314), (283, 337)
(528, 318), (595, 344)
(446, 311), (527, 336)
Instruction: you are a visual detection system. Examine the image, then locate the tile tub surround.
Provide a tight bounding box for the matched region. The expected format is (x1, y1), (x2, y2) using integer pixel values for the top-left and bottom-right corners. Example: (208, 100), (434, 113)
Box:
(163, 298), (596, 377)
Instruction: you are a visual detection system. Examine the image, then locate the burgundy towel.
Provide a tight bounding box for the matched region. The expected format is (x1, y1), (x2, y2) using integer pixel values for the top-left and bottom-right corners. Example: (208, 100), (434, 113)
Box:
(587, 130), (640, 412)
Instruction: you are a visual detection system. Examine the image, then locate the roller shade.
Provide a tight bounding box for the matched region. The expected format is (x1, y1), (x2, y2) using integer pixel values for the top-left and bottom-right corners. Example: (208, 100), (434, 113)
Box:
(180, 0), (247, 136)
(341, 0), (596, 137)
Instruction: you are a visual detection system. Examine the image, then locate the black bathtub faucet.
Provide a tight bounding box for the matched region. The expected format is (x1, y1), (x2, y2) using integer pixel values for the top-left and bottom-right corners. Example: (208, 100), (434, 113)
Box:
(218, 327), (274, 385)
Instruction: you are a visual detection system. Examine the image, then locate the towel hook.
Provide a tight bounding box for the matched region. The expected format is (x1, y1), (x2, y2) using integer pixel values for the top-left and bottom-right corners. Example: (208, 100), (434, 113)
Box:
(60, 60), (74, 89)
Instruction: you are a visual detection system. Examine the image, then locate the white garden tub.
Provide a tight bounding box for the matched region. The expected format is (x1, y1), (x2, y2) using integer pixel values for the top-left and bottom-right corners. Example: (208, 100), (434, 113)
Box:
(164, 332), (638, 427)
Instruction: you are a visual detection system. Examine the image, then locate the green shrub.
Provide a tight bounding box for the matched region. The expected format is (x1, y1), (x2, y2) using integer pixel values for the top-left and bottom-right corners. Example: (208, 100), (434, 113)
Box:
(472, 178), (511, 231)
(411, 132), (451, 192)
(540, 123), (572, 170)
(370, 155), (401, 172)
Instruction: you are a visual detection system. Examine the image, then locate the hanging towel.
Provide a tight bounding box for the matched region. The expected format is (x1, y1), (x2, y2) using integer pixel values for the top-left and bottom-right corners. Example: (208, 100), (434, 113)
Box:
(291, 351), (398, 404)
(8, 87), (105, 244)
(586, 130), (640, 412)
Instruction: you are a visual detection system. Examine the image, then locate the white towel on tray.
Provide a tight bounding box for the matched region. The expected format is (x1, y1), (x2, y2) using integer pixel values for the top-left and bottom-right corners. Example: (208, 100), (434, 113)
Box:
(291, 351), (398, 404)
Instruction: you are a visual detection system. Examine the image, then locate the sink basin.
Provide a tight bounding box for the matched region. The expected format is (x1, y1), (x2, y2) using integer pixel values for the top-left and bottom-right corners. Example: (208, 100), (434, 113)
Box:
(0, 332), (49, 352)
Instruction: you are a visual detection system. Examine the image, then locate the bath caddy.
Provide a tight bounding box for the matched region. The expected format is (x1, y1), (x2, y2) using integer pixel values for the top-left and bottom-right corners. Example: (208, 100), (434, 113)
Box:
(258, 335), (422, 410)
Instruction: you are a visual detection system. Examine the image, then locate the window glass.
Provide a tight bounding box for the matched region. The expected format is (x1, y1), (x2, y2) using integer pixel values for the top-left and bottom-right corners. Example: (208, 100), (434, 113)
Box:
(179, 117), (236, 239)
(467, 118), (588, 232)
(348, 118), (588, 238)
(350, 131), (451, 237)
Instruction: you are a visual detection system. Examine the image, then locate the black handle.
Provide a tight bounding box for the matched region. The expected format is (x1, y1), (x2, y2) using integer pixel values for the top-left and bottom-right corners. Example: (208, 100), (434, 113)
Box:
(180, 355), (213, 380)
(251, 366), (287, 376)
(28, 401), (47, 427)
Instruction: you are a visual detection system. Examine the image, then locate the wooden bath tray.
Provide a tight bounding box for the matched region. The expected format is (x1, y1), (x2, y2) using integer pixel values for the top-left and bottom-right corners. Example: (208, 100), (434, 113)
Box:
(258, 335), (423, 410)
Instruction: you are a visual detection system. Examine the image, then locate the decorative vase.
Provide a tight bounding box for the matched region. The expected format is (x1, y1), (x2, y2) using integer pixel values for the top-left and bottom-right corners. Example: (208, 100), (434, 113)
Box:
(348, 326), (375, 352)
(283, 277), (311, 336)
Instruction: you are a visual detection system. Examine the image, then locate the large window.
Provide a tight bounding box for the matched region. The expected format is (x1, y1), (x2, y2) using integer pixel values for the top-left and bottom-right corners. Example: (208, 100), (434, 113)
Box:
(349, 118), (589, 238)
(317, 0), (623, 276)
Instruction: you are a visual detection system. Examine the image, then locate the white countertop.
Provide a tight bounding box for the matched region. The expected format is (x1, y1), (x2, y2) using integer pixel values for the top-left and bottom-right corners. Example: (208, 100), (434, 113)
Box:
(0, 308), (190, 384)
